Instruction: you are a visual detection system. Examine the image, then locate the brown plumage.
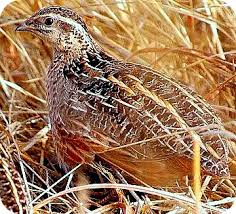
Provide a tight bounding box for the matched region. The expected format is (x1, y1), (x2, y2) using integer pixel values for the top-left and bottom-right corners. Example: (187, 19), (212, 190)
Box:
(16, 6), (230, 187)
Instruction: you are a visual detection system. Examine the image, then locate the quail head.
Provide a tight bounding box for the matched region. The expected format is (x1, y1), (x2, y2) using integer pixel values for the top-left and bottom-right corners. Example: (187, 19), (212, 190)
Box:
(16, 6), (230, 186)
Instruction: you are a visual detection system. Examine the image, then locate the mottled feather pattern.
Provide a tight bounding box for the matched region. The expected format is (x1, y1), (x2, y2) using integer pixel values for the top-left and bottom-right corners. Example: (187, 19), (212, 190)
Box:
(18, 6), (230, 186)
(47, 50), (229, 176)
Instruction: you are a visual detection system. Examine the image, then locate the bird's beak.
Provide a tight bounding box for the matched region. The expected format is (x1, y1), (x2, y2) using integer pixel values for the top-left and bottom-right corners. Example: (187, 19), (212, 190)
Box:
(16, 19), (35, 32)
(15, 21), (28, 32)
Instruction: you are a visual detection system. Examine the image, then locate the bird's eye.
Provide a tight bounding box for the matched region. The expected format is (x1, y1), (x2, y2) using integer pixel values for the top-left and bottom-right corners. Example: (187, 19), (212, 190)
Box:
(44, 18), (54, 26)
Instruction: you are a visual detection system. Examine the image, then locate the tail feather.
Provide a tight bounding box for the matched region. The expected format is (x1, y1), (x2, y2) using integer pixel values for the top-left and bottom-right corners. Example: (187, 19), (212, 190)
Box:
(99, 150), (193, 187)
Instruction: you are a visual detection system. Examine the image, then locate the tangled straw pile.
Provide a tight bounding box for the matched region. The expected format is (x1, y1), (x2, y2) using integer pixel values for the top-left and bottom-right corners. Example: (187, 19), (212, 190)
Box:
(0, 0), (236, 213)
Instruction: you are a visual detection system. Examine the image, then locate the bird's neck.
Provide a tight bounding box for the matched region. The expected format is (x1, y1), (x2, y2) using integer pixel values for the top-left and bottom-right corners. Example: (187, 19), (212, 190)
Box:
(53, 44), (115, 79)
(54, 36), (101, 59)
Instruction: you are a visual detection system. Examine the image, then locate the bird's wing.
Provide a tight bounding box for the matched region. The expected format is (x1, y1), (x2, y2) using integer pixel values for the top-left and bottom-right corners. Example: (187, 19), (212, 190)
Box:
(60, 60), (229, 177)
(97, 63), (229, 176)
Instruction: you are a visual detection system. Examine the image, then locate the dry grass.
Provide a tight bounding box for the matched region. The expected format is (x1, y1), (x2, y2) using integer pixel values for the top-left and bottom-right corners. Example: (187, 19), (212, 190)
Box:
(0, 0), (236, 213)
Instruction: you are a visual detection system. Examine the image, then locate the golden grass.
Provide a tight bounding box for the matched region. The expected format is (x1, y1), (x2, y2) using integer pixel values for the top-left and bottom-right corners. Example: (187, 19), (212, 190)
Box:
(0, 0), (236, 213)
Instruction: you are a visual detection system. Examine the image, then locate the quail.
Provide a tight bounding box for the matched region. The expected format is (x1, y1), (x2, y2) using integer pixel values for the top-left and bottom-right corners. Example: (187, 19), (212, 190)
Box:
(16, 6), (229, 186)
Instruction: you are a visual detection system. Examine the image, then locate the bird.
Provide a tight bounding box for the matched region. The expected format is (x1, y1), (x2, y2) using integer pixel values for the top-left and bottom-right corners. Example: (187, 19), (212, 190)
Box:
(16, 6), (230, 187)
